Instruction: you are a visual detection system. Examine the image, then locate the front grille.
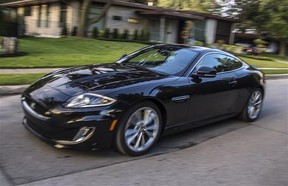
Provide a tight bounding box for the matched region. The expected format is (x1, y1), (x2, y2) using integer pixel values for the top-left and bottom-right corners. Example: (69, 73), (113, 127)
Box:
(23, 97), (50, 119)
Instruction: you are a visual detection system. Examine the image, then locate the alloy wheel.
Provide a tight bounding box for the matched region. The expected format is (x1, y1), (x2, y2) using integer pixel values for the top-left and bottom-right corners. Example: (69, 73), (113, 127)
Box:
(124, 107), (160, 152)
(247, 90), (263, 120)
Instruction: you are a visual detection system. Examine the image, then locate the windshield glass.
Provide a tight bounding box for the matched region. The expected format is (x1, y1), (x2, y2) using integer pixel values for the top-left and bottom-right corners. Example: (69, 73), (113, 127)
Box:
(122, 47), (198, 75)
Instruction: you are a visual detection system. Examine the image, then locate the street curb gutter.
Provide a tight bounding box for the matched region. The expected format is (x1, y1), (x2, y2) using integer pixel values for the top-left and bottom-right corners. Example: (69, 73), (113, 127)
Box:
(0, 85), (29, 96)
(0, 75), (287, 96)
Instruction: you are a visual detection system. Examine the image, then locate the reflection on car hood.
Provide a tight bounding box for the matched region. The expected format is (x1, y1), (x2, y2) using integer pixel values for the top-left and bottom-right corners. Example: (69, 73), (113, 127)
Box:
(30, 64), (166, 97)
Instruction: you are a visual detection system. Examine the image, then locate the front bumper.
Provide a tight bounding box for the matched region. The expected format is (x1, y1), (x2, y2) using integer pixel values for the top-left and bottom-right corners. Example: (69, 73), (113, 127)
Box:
(21, 97), (125, 149)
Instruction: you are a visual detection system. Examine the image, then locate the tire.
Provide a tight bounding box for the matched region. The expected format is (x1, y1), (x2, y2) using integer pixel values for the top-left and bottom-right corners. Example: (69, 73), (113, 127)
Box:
(115, 101), (162, 156)
(239, 88), (264, 122)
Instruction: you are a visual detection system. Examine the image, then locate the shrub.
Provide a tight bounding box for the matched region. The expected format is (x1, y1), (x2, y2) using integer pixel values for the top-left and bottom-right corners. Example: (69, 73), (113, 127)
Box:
(71, 26), (77, 36)
(61, 24), (68, 37)
(133, 29), (138, 41)
(92, 27), (99, 38)
(98, 29), (105, 38)
(194, 41), (204, 46)
(104, 28), (110, 38)
(122, 29), (129, 40)
(112, 28), (119, 39)
(140, 29), (145, 41)
(145, 31), (150, 41)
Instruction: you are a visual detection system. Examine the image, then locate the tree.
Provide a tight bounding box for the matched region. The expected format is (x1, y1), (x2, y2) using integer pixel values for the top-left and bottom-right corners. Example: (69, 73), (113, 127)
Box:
(157, 0), (222, 14)
(224, 0), (260, 32)
(78, 0), (112, 37)
(229, 0), (288, 56)
(256, 0), (288, 56)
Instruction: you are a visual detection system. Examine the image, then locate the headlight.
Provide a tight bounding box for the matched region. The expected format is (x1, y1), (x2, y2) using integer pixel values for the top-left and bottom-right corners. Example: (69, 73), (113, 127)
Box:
(66, 93), (116, 108)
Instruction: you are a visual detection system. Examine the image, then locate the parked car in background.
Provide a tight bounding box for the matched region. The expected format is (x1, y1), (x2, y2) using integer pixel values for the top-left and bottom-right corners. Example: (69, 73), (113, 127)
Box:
(242, 46), (260, 55)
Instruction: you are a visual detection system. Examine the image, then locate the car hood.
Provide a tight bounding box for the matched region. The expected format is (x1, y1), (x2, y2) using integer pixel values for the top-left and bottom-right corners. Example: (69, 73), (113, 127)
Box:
(24, 64), (168, 105)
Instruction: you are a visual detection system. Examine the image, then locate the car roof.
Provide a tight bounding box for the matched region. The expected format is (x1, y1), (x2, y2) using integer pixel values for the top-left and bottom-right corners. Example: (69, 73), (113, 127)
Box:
(153, 44), (228, 55)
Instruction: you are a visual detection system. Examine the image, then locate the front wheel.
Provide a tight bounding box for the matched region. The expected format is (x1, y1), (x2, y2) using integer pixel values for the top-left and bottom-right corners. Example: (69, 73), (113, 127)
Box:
(115, 101), (162, 156)
(239, 88), (264, 122)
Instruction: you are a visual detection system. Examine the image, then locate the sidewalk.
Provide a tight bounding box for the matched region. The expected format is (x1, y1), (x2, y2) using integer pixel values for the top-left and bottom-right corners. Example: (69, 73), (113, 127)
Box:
(0, 68), (60, 74)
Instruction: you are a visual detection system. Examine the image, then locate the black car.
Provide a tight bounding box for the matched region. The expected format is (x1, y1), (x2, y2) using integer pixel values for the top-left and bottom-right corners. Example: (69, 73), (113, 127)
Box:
(21, 44), (265, 156)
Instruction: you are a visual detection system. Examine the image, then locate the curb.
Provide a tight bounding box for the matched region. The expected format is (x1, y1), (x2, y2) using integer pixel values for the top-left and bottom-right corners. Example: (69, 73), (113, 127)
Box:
(0, 85), (29, 96)
(0, 75), (287, 96)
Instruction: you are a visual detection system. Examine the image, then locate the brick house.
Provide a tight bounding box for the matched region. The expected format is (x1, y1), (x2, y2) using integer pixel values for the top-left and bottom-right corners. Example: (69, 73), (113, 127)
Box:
(1, 0), (237, 44)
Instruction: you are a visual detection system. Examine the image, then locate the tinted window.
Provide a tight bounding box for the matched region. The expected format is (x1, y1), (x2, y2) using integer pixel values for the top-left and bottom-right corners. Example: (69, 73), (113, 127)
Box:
(124, 47), (198, 75)
(195, 54), (243, 73)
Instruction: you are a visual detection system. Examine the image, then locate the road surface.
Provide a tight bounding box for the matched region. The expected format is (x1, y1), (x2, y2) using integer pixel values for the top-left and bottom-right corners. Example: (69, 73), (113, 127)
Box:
(0, 79), (287, 186)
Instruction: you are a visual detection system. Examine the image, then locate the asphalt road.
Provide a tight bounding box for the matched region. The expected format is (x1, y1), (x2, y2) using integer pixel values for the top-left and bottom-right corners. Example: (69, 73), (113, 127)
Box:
(0, 79), (287, 186)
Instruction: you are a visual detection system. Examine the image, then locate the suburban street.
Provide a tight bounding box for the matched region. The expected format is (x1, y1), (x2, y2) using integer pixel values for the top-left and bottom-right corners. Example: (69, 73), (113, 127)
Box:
(0, 79), (287, 186)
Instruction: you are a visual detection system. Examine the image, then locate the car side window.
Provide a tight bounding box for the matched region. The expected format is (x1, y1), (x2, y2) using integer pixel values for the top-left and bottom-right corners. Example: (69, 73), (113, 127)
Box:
(194, 54), (243, 73)
(226, 56), (243, 70)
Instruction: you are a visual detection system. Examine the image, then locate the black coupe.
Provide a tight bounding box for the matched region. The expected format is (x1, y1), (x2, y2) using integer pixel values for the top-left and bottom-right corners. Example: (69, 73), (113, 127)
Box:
(21, 45), (265, 156)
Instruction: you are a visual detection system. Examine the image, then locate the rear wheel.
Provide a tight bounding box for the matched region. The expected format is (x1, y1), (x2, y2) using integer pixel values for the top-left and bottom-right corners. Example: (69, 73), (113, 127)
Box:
(239, 88), (263, 122)
(115, 101), (162, 156)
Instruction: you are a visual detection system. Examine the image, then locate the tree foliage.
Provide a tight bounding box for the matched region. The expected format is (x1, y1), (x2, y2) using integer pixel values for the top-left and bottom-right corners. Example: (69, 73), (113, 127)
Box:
(257, 0), (288, 40)
(157, 0), (221, 14)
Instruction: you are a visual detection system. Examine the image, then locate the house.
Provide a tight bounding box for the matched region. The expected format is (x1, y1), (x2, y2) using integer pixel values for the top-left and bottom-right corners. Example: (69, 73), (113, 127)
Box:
(0, 0), (237, 44)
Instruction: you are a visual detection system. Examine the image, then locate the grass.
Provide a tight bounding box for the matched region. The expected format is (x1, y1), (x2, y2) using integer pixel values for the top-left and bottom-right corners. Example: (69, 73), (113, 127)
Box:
(0, 73), (45, 85)
(262, 69), (288, 74)
(237, 56), (288, 68)
(0, 37), (287, 85)
(0, 37), (147, 68)
(263, 54), (288, 61)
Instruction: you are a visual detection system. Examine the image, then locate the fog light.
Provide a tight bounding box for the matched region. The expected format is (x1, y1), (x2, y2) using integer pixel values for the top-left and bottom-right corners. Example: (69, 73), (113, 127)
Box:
(55, 127), (95, 145)
(73, 127), (95, 142)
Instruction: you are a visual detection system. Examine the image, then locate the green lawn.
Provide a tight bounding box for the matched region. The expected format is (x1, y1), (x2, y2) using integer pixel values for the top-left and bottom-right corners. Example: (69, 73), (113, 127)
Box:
(262, 69), (288, 74)
(1, 37), (287, 69)
(0, 37), (287, 85)
(0, 37), (147, 68)
(262, 54), (288, 61)
(0, 73), (46, 85)
(237, 56), (288, 68)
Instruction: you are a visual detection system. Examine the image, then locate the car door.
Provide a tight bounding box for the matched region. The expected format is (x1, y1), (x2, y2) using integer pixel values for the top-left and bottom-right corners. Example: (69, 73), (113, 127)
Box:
(187, 53), (241, 122)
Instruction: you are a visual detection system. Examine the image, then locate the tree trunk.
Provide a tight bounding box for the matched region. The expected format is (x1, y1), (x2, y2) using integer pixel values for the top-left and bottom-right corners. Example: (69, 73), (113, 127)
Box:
(89, 0), (112, 24)
(279, 40), (286, 56)
(2, 37), (18, 54)
(77, 0), (112, 37)
(77, 0), (91, 37)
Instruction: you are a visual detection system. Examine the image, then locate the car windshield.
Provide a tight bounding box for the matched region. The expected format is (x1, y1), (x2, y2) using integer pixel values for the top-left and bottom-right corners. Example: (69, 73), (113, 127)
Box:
(120, 47), (198, 75)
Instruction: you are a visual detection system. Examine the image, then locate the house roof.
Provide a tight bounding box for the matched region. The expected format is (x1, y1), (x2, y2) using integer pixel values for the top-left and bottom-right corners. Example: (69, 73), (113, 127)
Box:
(96, 0), (237, 22)
(0, 0), (59, 7)
(137, 10), (204, 20)
(0, 0), (237, 22)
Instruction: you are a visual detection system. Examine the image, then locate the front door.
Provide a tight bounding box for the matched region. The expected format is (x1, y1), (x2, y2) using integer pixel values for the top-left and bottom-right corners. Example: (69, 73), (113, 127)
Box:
(187, 53), (240, 122)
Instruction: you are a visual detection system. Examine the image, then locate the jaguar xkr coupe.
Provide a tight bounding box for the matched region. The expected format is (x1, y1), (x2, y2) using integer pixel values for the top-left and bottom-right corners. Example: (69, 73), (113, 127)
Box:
(21, 45), (265, 156)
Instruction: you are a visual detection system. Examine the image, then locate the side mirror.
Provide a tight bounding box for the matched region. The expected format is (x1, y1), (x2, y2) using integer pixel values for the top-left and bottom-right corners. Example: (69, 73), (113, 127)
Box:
(192, 66), (217, 78)
(116, 54), (128, 64)
(120, 54), (128, 60)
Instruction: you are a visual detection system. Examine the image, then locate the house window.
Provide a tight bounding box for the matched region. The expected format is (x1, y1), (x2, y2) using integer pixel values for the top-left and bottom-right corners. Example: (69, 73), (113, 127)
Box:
(24, 7), (31, 16)
(59, 3), (67, 27)
(113, 15), (122, 21)
(37, 5), (41, 27)
(128, 18), (139, 24)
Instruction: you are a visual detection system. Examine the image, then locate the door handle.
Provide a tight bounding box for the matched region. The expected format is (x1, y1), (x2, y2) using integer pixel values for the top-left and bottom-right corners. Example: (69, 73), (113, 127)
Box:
(228, 80), (238, 86)
(172, 95), (190, 103)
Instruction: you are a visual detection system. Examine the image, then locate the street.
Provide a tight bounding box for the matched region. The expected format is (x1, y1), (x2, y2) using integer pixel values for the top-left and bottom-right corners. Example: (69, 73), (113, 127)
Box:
(0, 79), (287, 186)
